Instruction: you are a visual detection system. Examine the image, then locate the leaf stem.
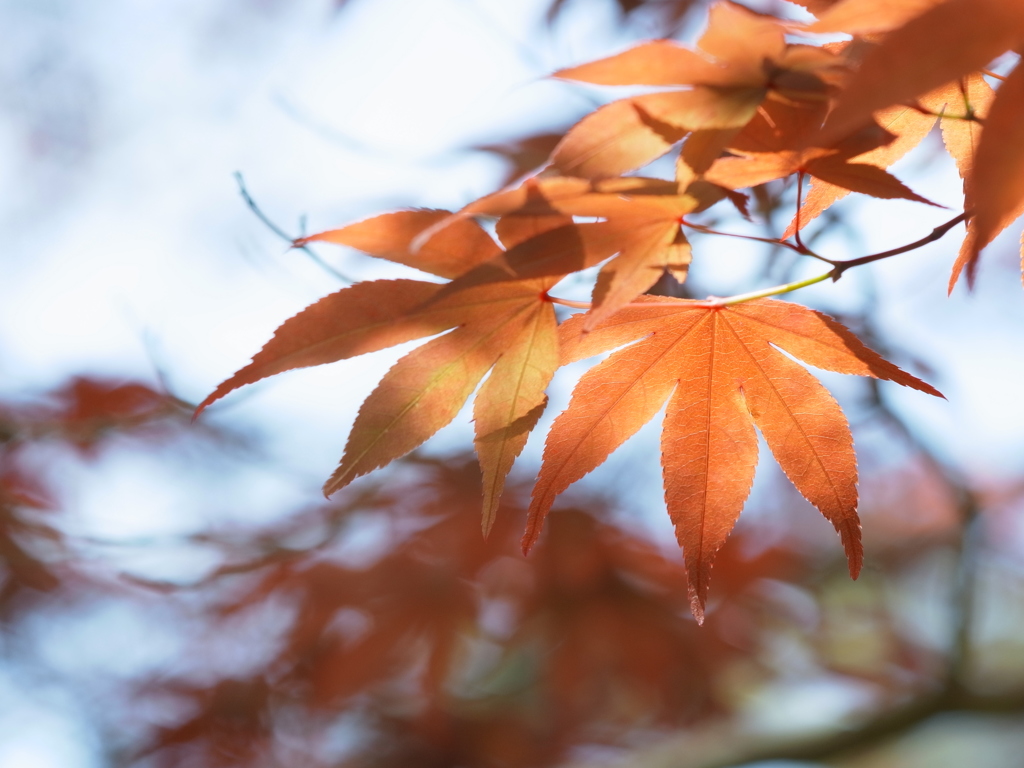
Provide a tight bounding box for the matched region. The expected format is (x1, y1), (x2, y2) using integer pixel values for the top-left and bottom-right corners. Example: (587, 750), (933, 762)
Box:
(683, 219), (833, 265)
(699, 270), (834, 307)
(546, 295), (593, 309)
(545, 270), (833, 311)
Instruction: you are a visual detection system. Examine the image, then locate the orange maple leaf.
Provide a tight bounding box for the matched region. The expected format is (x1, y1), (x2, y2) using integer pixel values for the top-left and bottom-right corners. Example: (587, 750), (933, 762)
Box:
(819, 0), (1024, 143)
(199, 210), (560, 530)
(199, 278), (557, 532)
(782, 76), (990, 239)
(704, 101), (936, 207)
(321, 278), (558, 525)
(550, 1), (843, 178)
(950, 62), (1024, 289)
(451, 176), (718, 329)
(294, 208), (502, 277)
(523, 297), (941, 621)
(802, 0), (945, 35)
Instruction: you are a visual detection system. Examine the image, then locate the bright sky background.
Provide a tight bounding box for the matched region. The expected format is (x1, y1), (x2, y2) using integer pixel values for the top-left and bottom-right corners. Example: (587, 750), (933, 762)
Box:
(2, 1), (1024, 765)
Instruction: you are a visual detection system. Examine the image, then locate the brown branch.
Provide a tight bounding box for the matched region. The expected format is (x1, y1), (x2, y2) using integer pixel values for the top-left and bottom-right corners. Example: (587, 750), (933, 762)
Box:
(828, 212), (968, 277)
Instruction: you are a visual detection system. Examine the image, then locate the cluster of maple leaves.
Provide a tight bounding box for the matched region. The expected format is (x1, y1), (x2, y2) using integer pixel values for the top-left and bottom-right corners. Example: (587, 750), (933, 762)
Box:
(201, 0), (1024, 620)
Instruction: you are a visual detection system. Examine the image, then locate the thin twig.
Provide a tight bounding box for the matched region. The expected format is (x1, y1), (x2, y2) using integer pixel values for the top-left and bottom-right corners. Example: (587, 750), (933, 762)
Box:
(684, 220), (832, 264)
(234, 172), (352, 283)
(684, 221), (803, 253)
(551, 212), (968, 312)
(545, 269), (833, 311)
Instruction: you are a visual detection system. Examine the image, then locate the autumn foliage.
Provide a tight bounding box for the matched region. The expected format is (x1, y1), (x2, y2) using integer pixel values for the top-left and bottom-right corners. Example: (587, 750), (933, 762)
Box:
(7, 371), (1022, 767)
(194, 0), (1024, 623)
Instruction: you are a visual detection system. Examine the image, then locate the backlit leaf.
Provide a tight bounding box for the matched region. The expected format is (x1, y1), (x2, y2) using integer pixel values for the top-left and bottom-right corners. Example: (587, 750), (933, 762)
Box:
(805, 0), (944, 35)
(820, 0), (1024, 144)
(297, 210), (501, 278)
(525, 298), (941, 620)
(555, 40), (726, 86)
(196, 280), (447, 417)
(474, 305), (558, 535)
(950, 62), (1024, 289)
(324, 279), (558, 504)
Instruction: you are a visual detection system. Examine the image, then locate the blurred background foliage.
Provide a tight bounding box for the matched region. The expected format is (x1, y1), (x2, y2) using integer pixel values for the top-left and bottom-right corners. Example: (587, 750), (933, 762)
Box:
(2, 0), (1024, 766)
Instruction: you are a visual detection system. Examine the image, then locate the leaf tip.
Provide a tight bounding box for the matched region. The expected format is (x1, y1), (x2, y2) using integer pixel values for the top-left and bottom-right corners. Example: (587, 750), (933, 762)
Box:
(842, 522), (864, 581)
(520, 510), (545, 555)
(192, 390), (222, 423)
(322, 467), (351, 499)
(688, 590), (706, 626)
(481, 505), (497, 539)
(848, 555), (862, 581)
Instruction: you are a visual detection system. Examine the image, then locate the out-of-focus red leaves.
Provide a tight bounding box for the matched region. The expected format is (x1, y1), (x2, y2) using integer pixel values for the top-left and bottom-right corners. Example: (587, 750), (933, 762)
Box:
(135, 678), (275, 768)
(0, 371), (1003, 768)
(0, 375), (196, 615)
(124, 455), (821, 767)
(47, 376), (185, 453)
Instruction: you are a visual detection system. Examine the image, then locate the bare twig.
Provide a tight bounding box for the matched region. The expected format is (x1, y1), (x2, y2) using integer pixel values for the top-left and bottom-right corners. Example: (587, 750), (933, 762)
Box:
(546, 211), (967, 311)
(234, 172), (352, 283)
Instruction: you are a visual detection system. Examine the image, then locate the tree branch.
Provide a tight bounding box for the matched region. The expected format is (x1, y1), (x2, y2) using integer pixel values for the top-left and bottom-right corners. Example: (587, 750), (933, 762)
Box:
(829, 212), (969, 276)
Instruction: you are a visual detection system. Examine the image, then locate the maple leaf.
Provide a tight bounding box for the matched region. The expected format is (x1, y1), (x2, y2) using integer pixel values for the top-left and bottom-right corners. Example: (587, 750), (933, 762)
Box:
(523, 297), (941, 622)
(803, 0), (945, 35)
(200, 210), (561, 528)
(549, 88), (763, 180)
(818, 0), (1024, 144)
(704, 101), (937, 207)
(781, 77), (988, 239)
(549, 1), (843, 179)
(198, 278), (557, 530)
(950, 62), (1024, 289)
(320, 279), (558, 529)
(294, 208), (501, 278)
(449, 176), (708, 329)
